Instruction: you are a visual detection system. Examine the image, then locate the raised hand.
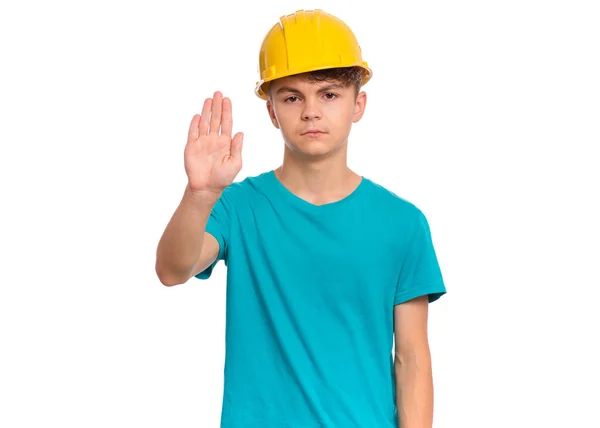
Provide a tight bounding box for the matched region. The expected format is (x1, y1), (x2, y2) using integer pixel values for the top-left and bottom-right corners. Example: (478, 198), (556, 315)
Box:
(184, 91), (244, 196)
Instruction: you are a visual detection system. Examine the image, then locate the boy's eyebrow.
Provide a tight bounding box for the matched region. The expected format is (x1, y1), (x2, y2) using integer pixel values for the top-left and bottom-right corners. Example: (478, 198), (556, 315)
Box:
(276, 84), (344, 95)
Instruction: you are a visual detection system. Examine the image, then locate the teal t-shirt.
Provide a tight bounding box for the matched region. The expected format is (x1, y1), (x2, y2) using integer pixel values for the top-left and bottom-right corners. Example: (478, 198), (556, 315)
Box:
(195, 170), (446, 427)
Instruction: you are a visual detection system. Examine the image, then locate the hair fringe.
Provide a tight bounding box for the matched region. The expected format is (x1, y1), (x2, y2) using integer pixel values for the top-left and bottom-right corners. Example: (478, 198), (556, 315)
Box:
(301, 66), (364, 95)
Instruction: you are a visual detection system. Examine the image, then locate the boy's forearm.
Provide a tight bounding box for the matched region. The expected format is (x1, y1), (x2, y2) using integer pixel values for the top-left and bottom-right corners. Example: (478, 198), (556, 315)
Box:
(155, 184), (221, 284)
(395, 352), (434, 428)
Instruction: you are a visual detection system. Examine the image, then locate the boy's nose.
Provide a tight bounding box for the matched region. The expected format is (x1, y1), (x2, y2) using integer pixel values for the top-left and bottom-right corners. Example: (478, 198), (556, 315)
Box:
(302, 101), (322, 120)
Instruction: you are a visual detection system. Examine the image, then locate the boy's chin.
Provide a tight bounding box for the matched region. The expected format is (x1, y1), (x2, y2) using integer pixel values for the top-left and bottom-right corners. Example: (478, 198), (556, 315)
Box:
(288, 142), (342, 159)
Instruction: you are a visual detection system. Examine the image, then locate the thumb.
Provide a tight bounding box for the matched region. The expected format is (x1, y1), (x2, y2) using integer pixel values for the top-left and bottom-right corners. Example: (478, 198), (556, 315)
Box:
(231, 132), (243, 162)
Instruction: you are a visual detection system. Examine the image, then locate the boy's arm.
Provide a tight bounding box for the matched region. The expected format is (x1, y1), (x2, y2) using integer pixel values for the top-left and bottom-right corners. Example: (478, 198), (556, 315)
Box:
(155, 184), (221, 286)
(394, 295), (434, 428)
(156, 92), (243, 286)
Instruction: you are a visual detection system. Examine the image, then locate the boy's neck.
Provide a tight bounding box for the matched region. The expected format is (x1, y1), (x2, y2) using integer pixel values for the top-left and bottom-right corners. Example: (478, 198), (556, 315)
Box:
(274, 150), (362, 206)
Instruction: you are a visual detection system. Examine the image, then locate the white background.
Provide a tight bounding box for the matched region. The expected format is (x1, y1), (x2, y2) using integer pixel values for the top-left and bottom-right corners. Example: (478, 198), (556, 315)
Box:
(1, 0), (599, 426)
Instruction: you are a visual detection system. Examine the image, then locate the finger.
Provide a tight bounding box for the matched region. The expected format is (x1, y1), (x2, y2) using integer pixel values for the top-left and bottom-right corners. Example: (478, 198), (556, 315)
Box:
(198, 98), (212, 135)
(230, 132), (243, 163)
(221, 97), (232, 137)
(188, 114), (200, 141)
(209, 91), (223, 134)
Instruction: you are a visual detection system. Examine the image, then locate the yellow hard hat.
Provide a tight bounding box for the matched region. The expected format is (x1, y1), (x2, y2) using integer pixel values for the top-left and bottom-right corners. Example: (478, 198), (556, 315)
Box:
(255, 9), (373, 100)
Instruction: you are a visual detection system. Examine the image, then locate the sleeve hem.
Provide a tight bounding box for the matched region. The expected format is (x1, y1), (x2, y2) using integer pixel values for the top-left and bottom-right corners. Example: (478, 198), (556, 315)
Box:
(206, 226), (226, 261)
(394, 285), (446, 306)
(194, 229), (225, 280)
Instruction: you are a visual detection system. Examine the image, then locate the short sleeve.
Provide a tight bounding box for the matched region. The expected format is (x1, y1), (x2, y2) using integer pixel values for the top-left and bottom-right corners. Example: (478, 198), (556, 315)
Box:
(394, 209), (447, 305)
(194, 186), (235, 280)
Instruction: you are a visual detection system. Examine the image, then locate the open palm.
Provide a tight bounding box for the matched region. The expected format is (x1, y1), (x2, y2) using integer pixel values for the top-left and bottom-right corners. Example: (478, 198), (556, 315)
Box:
(184, 91), (243, 195)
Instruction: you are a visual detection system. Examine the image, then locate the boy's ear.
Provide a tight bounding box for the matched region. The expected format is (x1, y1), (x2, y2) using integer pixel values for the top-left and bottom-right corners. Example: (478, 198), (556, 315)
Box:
(352, 91), (367, 123)
(266, 101), (280, 129)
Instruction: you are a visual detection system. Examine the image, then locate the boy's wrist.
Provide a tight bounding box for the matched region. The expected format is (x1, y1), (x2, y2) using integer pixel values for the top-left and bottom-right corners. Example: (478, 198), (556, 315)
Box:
(184, 184), (221, 206)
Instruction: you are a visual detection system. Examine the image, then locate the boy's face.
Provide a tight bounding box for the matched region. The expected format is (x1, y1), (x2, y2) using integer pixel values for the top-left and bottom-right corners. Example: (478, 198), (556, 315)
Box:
(266, 74), (367, 159)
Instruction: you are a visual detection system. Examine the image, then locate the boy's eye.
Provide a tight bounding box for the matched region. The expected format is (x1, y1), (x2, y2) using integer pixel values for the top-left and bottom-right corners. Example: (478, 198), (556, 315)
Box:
(284, 93), (337, 102)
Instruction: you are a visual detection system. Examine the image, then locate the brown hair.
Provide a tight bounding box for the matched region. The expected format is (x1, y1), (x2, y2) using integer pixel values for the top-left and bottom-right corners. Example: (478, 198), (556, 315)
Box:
(268, 66), (365, 100)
